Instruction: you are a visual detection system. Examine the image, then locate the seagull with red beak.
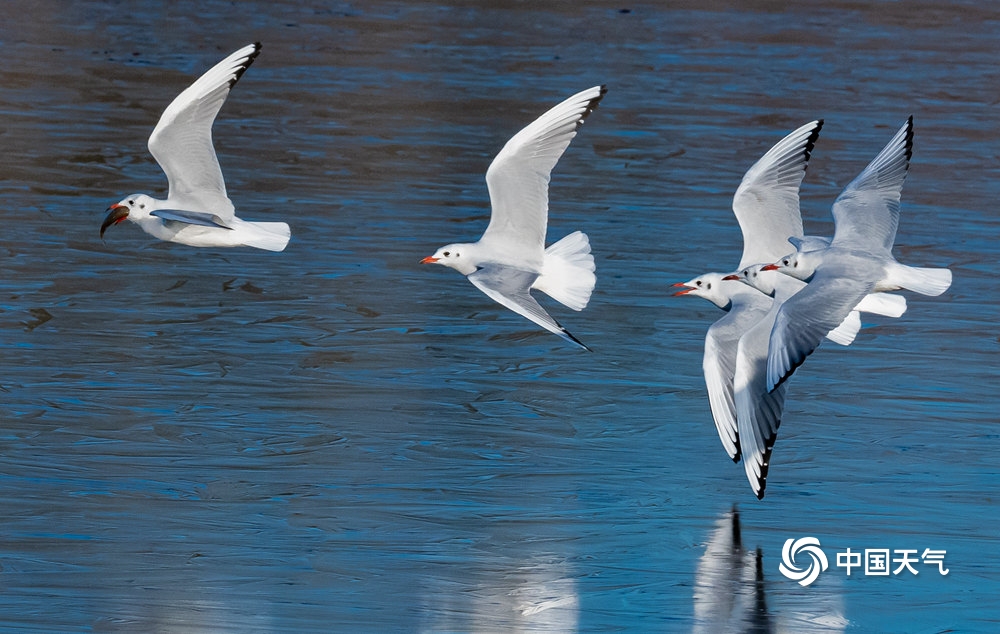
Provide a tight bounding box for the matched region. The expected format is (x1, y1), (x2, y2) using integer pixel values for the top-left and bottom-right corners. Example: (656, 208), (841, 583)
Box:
(421, 86), (606, 350)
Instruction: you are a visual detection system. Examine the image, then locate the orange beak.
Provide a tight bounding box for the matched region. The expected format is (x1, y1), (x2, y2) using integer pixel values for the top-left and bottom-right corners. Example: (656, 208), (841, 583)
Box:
(671, 282), (693, 296)
(420, 256), (439, 264)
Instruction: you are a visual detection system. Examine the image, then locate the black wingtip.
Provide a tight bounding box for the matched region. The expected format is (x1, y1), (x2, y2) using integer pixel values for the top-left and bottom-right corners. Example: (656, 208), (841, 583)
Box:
(904, 114), (914, 163)
(769, 353), (803, 393)
(560, 325), (592, 351)
(230, 42), (262, 88)
(571, 334), (593, 352)
(577, 85), (608, 130)
(803, 119), (824, 165)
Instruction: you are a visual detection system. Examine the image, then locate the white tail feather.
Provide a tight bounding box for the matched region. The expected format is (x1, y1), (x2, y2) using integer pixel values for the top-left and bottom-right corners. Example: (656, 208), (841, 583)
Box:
(826, 309), (860, 346)
(854, 292), (907, 318)
(885, 262), (952, 296)
(240, 221), (291, 252)
(533, 231), (596, 310)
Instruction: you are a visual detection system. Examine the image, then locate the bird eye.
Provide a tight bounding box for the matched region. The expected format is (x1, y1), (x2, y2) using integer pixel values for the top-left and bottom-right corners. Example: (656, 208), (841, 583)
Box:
(696, 280), (702, 286)
(443, 251), (450, 257)
(783, 259), (790, 266)
(128, 199), (134, 205)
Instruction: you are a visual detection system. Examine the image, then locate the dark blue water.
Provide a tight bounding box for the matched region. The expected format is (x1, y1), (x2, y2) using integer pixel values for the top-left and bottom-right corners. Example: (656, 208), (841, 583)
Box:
(1, 1), (997, 631)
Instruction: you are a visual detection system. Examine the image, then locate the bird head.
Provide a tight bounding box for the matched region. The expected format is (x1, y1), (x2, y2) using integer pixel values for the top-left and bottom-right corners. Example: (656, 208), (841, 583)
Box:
(766, 251), (817, 282)
(672, 273), (732, 309)
(420, 243), (478, 275)
(724, 264), (776, 296)
(101, 194), (153, 238)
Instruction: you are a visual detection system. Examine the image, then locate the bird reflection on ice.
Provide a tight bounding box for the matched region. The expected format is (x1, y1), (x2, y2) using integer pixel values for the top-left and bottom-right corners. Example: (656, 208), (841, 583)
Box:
(99, 595), (276, 633)
(419, 554), (579, 632)
(693, 507), (847, 633)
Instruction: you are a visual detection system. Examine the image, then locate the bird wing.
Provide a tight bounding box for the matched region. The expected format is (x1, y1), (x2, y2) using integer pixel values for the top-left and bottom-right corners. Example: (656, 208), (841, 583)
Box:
(734, 306), (788, 499)
(701, 292), (772, 463)
(481, 86), (606, 263)
(789, 234), (831, 253)
(704, 318), (742, 463)
(766, 269), (874, 391)
(733, 120), (822, 268)
(830, 117), (912, 253)
(150, 209), (233, 229)
(468, 264), (588, 350)
(147, 43), (261, 224)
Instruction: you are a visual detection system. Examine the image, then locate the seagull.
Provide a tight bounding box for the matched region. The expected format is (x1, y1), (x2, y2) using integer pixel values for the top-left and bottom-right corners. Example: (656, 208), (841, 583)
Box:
(421, 86), (606, 350)
(765, 116), (952, 392)
(674, 120), (824, 497)
(674, 273), (776, 464)
(100, 43), (290, 252)
(676, 120), (907, 498)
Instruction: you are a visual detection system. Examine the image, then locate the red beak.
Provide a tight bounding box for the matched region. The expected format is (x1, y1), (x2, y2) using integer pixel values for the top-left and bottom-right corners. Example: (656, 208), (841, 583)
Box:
(760, 264), (779, 271)
(722, 274), (740, 281)
(672, 282), (693, 296)
(420, 256), (439, 264)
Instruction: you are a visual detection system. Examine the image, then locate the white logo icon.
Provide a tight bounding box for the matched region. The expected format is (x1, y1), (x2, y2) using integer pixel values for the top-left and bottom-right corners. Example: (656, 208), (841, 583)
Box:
(779, 537), (829, 586)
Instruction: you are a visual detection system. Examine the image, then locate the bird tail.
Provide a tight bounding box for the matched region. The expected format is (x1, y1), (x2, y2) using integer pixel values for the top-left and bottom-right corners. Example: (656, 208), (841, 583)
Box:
(533, 231), (596, 311)
(885, 262), (952, 296)
(854, 292), (908, 318)
(240, 222), (291, 252)
(825, 310), (861, 346)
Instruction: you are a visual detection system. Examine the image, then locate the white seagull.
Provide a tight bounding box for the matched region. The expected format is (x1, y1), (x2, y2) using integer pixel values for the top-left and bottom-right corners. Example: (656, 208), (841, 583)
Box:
(765, 116), (952, 392)
(101, 43), (290, 252)
(676, 120), (906, 498)
(421, 86), (606, 350)
(675, 120), (825, 497)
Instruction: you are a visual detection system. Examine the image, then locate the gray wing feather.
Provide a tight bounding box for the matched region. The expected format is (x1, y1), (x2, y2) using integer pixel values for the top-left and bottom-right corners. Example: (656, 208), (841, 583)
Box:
(732, 120), (822, 268)
(830, 117), (912, 253)
(734, 309), (788, 499)
(468, 265), (588, 350)
(151, 209), (233, 229)
(766, 273), (873, 391)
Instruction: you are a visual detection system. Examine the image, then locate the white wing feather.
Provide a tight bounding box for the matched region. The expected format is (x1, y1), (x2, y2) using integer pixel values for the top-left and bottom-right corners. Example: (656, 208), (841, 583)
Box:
(481, 86), (606, 265)
(147, 43), (261, 223)
(830, 117), (912, 253)
(733, 120), (822, 268)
